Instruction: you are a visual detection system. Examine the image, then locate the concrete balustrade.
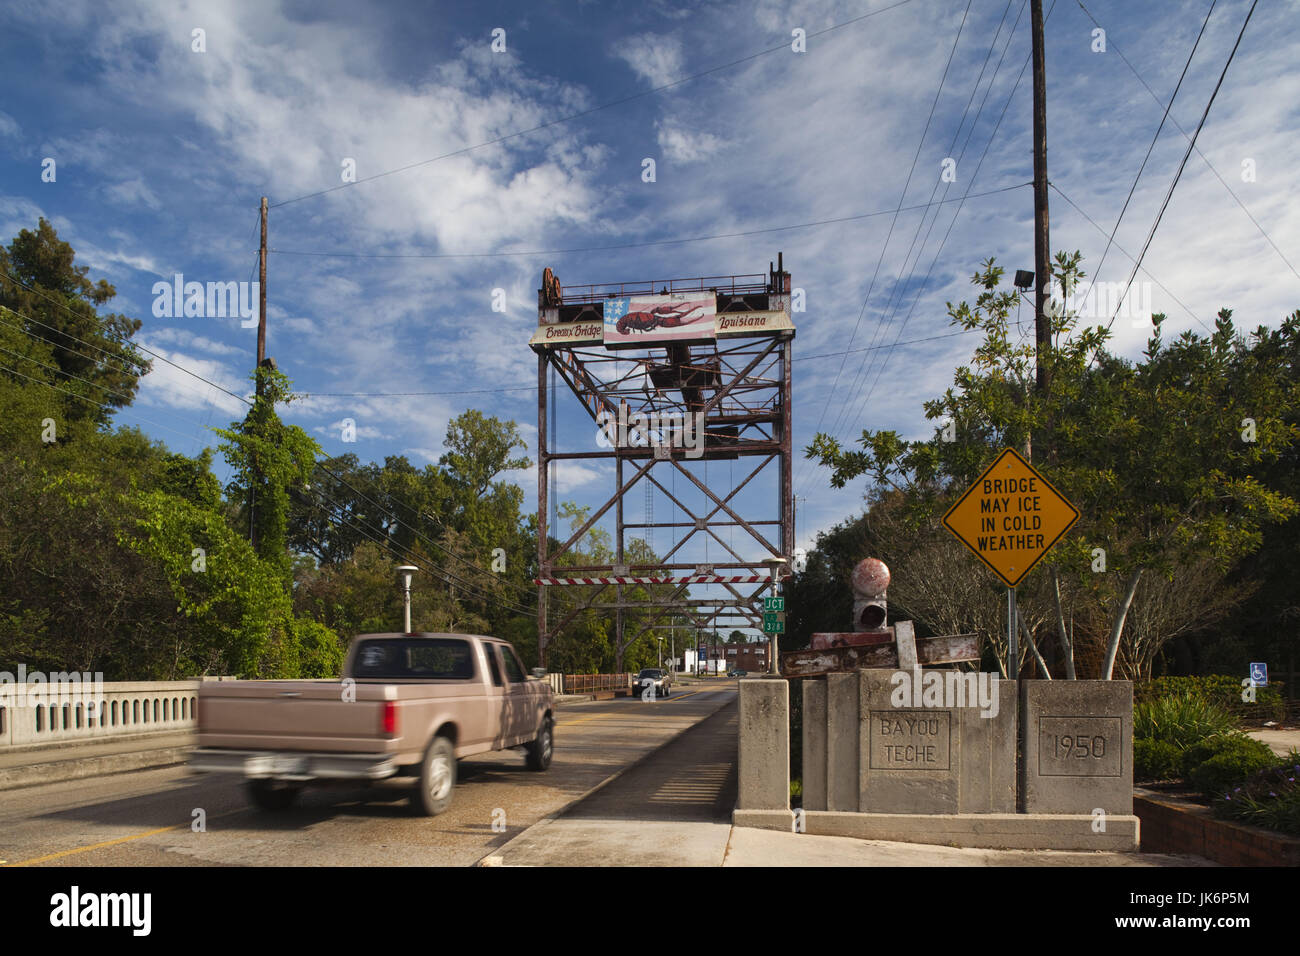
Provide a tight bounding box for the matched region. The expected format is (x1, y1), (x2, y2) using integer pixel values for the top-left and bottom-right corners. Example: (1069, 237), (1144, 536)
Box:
(0, 681), (199, 749)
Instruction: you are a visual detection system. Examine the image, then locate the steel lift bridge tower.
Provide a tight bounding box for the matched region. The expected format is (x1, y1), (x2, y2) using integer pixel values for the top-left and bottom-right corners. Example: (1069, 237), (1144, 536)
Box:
(531, 255), (795, 672)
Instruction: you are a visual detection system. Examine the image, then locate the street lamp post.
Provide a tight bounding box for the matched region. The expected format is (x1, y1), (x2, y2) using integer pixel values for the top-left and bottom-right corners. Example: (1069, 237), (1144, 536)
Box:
(396, 565), (418, 634)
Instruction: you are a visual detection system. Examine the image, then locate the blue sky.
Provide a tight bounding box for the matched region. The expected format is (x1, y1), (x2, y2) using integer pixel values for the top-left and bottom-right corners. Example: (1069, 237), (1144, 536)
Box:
(2, 0), (1298, 591)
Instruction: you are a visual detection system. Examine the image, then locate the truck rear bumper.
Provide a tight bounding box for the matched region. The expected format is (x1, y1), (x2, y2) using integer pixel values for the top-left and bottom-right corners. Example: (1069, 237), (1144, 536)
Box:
(189, 748), (399, 783)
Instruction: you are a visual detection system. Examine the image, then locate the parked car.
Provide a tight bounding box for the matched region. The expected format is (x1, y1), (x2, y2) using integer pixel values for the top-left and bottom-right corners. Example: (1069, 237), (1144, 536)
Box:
(728, 668), (748, 678)
(189, 633), (553, 816)
(634, 667), (672, 699)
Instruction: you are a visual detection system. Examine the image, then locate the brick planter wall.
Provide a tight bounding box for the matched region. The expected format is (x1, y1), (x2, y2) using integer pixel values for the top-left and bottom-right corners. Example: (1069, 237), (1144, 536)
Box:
(1135, 789), (1300, 866)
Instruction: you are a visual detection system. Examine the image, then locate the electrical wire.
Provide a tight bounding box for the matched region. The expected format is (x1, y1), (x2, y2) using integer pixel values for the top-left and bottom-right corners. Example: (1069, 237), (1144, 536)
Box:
(1074, 0), (1299, 285)
(1072, 0), (1217, 317)
(1104, 0), (1259, 333)
(268, 183), (1026, 260)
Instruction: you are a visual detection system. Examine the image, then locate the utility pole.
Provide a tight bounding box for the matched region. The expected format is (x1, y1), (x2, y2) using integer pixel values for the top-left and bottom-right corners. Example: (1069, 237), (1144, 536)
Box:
(258, 196), (268, 397)
(249, 196), (269, 553)
(1020, 0), (1050, 680)
(1031, 0), (1050, 398)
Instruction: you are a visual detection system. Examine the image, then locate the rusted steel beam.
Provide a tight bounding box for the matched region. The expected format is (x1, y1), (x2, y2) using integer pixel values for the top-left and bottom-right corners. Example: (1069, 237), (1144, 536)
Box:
(778, 634), (980, 678)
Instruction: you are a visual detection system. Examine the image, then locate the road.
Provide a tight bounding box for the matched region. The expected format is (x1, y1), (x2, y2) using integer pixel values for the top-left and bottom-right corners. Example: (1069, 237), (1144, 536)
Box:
(0, 683), (736, 867)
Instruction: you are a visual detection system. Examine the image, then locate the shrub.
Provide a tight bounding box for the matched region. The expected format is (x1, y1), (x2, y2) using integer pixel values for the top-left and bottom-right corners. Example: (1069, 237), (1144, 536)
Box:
(1137, 675), (1285, 723)
(1133, 692), (1238, 751)
(1134, 739), (1182, 782)
(1187, 735), (1278, 798)
(1212, 753), (1300, 836)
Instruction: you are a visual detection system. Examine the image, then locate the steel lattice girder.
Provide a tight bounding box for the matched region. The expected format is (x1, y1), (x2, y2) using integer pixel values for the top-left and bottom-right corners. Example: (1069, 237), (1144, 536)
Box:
(534, 268), (794, 668)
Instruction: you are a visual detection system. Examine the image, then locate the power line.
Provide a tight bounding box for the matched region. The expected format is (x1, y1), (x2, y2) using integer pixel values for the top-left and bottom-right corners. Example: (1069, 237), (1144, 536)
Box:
(825, 0), (1026, 450)
(844, 3), (1051, 447)
(268, 0), (915, 209)
(299, 327), (989, 398)
(797, 0), (976, 494)
(1073, 0), (1217, 316)
(268, 182), (1028, 260)
(3, 274), (544, 598)
(1074, 0), (1299, 285)
(0, 353), (539, 619)
(1105, 0), (1259, 333)
(1048, 182), (1204, 329)
(0, 358), (227, 453)
(797, 0), (1047, 498)
(3, 270), (251, 405)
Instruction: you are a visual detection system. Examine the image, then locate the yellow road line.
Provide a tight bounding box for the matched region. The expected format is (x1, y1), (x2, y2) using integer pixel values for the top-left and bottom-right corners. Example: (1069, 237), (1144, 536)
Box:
(5, 807), (246, 867)
(8, 687), (730, 866)
(5, 825), (180, 867)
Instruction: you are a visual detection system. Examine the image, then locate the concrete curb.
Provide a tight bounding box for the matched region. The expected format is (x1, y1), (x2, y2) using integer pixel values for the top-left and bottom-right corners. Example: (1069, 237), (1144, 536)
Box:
(0, 746), (193, 792)
(476, 694), (737, 866)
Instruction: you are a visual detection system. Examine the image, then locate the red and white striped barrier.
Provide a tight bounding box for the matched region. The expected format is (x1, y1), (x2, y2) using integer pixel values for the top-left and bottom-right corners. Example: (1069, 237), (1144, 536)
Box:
(534, 575), (770, 586)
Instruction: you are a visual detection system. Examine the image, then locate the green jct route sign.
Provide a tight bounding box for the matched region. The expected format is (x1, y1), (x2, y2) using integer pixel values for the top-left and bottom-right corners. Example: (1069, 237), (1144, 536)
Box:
(762, 597), (784, 612)
(763, 612), (785, 634)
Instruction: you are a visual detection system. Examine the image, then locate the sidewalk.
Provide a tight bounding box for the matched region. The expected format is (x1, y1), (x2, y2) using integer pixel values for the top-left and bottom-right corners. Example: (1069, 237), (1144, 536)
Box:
(0, 732), (195, 792)
(483, 702), (1216, 867)
(1247, 727), (1300, 757)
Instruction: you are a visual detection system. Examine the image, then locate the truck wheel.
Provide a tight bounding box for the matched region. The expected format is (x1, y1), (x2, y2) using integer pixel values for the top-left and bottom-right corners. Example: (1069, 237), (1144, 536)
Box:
(525, 717), (553, 771)
(414, 736), (457, 816)
(247, 780), (299, 811)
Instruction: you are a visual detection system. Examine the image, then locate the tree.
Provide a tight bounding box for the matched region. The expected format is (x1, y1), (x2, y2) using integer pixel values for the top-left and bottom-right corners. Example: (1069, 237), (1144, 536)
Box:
(0, 218), (148, 425)
(217, 364), (320, 578)
(807, 256), (1299, 678)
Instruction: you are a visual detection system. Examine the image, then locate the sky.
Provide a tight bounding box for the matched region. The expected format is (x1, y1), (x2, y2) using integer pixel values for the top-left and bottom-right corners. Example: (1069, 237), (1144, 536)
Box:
(2, 0), (1298, 626)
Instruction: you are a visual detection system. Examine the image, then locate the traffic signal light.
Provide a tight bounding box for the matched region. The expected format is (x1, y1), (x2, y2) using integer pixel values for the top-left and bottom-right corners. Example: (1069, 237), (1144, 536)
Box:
(851, 557), (889, 631)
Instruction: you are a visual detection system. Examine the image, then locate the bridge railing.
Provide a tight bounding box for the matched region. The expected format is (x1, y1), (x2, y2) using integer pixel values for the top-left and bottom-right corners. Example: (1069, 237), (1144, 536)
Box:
(0, 681), (200, 749)
(562, 673), (633, 695)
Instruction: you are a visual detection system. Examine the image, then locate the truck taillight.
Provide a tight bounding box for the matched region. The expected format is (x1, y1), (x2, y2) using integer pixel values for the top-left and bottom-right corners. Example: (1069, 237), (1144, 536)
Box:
(382, 701), (398, 737)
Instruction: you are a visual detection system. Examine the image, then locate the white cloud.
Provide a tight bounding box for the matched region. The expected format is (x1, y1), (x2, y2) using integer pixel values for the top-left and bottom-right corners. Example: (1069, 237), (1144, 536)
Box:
(103, 177), (162, 210)
(144, 327), (244, 357)
(613, 33), (684, 88)
(133, 343), (249, 416)
(656, 123), (723, 163)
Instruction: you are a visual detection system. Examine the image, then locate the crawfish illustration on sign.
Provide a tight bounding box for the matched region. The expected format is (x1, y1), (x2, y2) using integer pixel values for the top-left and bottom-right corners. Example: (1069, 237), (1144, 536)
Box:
(616, 302), (710, 335)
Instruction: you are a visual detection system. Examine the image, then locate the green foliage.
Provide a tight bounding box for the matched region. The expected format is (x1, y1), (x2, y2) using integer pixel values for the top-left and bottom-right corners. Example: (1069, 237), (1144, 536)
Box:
(804, 254), (1300, 678)
(1134, 739), (1183, 782)
(1133, 692), (1238, 750)
(1212, 753), (1300, 835)
(1187, 735), (1279, 798)
(1137, 674), (1285, 723)
(215, 365), (320, 578)
(0, 218), (148, 425)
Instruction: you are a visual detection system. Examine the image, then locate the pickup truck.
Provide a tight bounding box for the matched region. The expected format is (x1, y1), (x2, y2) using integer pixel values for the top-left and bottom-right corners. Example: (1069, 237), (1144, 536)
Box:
(189, 632), (553, 816)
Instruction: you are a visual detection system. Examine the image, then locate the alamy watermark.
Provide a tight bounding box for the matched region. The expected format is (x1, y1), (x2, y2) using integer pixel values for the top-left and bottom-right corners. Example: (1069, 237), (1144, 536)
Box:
(595, 406), (704, 459)
(889, 667), (1000, 719)
(1059, 281), (1154, 328)
(0, 665), (106, 710)
(151, 274), (259, 327)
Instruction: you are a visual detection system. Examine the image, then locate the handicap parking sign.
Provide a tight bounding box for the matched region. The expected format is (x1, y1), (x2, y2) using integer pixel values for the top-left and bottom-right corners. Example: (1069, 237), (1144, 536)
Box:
(1249, 662), (1268, 685)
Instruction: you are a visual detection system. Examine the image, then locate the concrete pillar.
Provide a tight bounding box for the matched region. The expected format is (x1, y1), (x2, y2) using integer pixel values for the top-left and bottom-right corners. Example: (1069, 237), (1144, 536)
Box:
(825, 673), (859, 811)
(734, 679), (795, 831)
(802, 679), (827, 811)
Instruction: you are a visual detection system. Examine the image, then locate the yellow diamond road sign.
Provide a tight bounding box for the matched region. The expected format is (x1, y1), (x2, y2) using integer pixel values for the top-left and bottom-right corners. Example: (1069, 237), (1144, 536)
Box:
(941, 447), (1079, 589)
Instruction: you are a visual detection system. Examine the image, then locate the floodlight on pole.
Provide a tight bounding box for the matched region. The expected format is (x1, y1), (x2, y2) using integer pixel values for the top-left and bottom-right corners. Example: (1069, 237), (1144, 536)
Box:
(396, 565), (419, 634)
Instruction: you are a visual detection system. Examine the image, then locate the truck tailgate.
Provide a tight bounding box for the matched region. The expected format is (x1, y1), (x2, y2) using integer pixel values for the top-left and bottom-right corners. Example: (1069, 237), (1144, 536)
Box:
(198, 680), (395, 753)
